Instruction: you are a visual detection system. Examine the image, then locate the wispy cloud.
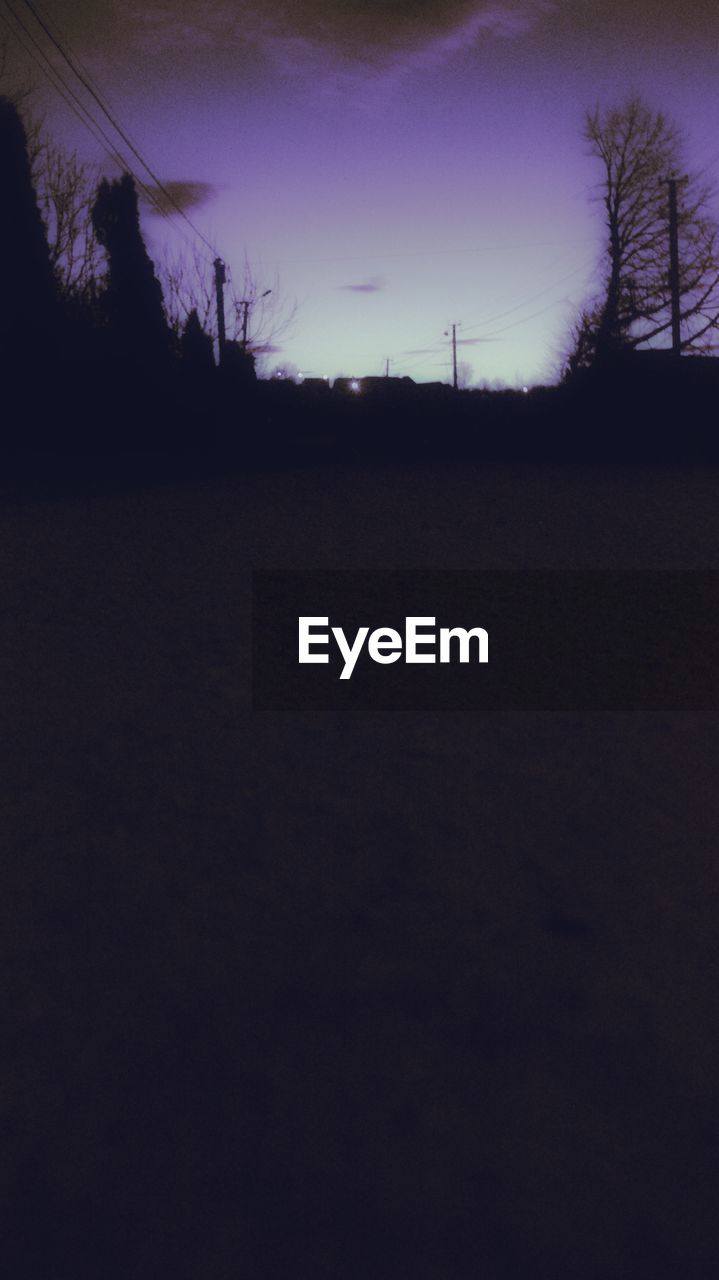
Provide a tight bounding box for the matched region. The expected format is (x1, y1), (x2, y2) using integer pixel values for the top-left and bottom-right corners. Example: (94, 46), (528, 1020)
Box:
(458, 335), (502, 344)
(339, 276), (386, 293)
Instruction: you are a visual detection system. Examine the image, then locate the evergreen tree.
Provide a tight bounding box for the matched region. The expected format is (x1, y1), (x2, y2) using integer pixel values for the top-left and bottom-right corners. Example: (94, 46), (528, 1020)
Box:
(0, 96), (57, 360)
(91, 174), (170, 365)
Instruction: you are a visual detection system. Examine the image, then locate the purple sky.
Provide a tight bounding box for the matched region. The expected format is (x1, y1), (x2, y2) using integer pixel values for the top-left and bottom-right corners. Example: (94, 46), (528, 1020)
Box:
(4, 0), (719, 384)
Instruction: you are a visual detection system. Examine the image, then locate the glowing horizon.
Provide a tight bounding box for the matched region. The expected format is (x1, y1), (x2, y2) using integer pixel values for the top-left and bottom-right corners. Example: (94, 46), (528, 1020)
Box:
(5, 0), (719, 386)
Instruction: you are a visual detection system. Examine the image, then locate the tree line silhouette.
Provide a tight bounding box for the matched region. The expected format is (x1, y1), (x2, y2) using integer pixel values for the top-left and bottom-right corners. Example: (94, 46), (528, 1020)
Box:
(567, 97), (719, 371)
(2, 91), (719, 478)
(0, 94), (259, 464)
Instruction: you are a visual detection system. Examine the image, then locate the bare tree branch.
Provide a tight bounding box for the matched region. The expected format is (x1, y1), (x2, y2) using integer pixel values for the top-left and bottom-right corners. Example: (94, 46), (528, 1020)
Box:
(31, 133), (105, 303)
(157, 244), (297, 372)
(572, 97), (719, 366)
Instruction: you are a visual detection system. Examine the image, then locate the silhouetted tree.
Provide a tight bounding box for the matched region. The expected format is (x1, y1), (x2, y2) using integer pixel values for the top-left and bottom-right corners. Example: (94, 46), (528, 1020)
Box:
(158, 242), (295, 372)
(562, 306), (600, 378)
(222, 338), (257, 386)
(180, 307), (214, 373)
(574, 97), (719, 365)
(92, 174), (171, 364)
(0, 64), (103, 309)
(0, 96), (57, 359)
(33, 134), (103, 305)
(158, 241), (216, 340)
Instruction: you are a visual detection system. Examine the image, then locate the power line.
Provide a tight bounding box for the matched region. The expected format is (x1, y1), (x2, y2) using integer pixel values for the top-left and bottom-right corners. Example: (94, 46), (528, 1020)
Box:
(401, 348), (446, 373)
(2, 0), (212, 259)
(366, 255), (596, 377)
(459, 250), (567, 330)
(405, 288), (585, 371)
(30, 0), (182, 193)
(15, 0), (215, 255)
(0, 0), (177, 225)
(274, 239), (596, 267)
(479, 292), (580, 340)
(31, 0), (136, 124)
(16, 0), (211, 247)
(462, 255), (596, 335)
(1, 3), (127, 170)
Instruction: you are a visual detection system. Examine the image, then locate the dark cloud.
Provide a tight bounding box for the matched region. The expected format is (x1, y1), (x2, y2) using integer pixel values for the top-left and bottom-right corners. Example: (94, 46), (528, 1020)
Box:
(251, 0), (550, 87)
(262, 0), (526, 54)
(126, 1), (548, 76)
(41, 0), (719, 82)
(339, 276), (386, 292)
(142, 180), (218, 214)
(269, 0), (716, 55)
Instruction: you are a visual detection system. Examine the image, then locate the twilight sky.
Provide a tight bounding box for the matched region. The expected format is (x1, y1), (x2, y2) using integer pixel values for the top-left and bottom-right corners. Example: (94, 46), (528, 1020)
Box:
(4, 0), (719, 384)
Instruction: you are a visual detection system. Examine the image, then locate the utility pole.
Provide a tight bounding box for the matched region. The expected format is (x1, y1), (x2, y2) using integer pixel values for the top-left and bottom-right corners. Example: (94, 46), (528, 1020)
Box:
(384, 357), (391, 377)
(238, 300), (250, 349)
(238, 290), (272, 351)
(445, 323), (459, 389)
(214, 257), (227, 364)
(667, 178), (685, 358)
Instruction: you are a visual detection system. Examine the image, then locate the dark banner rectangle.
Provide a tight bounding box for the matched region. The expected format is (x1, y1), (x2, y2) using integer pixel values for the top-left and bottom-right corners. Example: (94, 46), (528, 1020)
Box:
(252, 571), (719, 711)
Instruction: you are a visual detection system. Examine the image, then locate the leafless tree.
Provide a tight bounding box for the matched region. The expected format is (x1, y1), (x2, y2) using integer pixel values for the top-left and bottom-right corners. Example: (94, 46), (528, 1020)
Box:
(456, 360), (474, 389)
(158, 241), (216, 338)
(158, 243), (296, 371)
(32, 133), (104, 303)
(574, 97), (719, 365)
(0, 47), (104, 304)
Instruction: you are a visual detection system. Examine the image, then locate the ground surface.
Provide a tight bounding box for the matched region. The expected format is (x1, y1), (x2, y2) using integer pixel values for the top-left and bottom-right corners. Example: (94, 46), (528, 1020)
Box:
(3, 460), (719, 1278)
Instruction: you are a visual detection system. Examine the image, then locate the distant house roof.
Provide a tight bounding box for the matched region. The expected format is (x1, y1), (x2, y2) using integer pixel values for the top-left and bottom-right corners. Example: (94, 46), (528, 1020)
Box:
(357, 376), (417, 392)
(300, 377), (331, 391)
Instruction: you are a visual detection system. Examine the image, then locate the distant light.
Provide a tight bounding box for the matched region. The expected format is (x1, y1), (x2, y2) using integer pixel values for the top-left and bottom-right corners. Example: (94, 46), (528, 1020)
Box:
(350, 378), (360, 393)
(522, 385), (529, 394)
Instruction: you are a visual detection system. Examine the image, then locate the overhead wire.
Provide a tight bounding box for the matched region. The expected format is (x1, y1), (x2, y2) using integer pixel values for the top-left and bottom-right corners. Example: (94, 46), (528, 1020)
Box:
(478, 292), (581, 340)
(0, 0), (196, 234)
(275, 238), (596, 268)
(461, 255), (597, 334)
(12, 0), (215, 256)
(1, 2), (134, 176)
(3, 0), (609, 370)
(397, 255), (595, 373)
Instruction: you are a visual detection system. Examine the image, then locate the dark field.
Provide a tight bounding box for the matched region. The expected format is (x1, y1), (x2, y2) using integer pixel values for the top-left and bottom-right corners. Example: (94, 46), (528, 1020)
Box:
(3, 461), (719, 1278)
